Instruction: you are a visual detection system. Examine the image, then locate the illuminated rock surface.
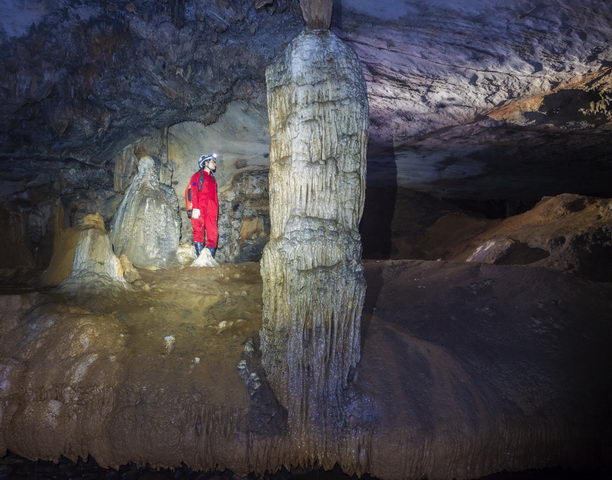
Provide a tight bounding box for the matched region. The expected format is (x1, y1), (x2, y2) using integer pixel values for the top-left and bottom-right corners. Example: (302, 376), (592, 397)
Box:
(460, 194), (612, 281)
(260, 25), (368, 443)
(110, 156), (180, 269)
(1, 261), (611, 478)
(0, 1), (611, 478)
(0, 1), (610, 271)
(384, 192), (612, 282)
(57, 214), (127, 291)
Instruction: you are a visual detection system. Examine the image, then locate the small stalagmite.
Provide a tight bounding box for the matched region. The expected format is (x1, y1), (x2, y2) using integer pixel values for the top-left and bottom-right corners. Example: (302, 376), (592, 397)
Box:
(59, 214), (127, 290)
(259, 0), (369, 446)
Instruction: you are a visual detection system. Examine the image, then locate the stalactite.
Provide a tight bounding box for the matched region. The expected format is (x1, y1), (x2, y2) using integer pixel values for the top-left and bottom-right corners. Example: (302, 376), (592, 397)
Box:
(260, 23), (369, 447)
(299, 0), (333, 30)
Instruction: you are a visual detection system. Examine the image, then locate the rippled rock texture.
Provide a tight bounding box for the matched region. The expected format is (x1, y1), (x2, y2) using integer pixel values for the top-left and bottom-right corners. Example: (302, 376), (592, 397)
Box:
(110, 156), (180, 269)
(58, 213), (127, 292)
(1, 261), (611, 479)
(260, 25), (368, 444)
(1, 0), (611, 274)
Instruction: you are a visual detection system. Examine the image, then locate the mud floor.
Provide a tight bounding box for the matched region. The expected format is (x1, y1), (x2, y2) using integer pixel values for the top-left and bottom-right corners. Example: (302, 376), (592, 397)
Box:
(1, 261), (612, 479)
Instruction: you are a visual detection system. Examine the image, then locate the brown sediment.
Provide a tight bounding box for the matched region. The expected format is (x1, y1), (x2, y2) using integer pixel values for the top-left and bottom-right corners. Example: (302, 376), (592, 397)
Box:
(1, 260), (611, 479)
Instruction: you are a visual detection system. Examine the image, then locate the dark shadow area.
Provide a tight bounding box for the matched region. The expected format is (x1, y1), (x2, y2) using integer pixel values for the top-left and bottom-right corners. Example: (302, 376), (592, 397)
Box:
(525, 89), (609, 126)
(331, 0), (344, 30)
(496, 242), (550, 265)
(2, 450), (608, 479)
(360, 138), (398, 259)
(446, 197), (539, 219)
(422, 127), (612, 211)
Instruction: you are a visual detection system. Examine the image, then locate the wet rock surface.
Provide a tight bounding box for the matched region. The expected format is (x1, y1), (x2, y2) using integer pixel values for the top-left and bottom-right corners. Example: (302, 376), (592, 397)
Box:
(1, 260), (611, 479)
(58, 213), (127, 291)
(110, 156), (180, 269)
(0, 451), (607, 479)
(260, 25), (368, 441)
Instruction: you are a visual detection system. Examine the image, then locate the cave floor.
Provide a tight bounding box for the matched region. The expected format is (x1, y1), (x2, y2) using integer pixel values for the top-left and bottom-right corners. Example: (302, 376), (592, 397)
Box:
(1, 260), (611, 479)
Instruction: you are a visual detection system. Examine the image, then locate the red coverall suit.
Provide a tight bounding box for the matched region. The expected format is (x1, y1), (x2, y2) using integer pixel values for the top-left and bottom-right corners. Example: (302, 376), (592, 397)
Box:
(189, 170), (219, 248)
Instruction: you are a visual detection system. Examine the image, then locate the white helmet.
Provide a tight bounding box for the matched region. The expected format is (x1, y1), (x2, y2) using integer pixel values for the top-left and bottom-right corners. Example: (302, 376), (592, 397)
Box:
(198, 153), (217, 170)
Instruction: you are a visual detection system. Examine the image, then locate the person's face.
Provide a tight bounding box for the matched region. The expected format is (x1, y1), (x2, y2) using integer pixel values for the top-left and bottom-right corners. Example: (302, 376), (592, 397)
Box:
(207, 158), (217, 171)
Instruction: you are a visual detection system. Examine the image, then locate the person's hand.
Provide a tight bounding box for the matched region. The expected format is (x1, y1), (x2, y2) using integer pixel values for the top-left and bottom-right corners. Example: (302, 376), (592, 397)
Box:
(192, 208), (201, 219)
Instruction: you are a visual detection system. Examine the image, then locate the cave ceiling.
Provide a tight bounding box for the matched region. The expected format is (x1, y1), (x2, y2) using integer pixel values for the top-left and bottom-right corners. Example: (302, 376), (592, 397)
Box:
(0, 0), (611, 201)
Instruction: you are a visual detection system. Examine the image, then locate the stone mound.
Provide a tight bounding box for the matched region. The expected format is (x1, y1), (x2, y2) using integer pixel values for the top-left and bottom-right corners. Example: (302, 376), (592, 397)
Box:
(191, 248), (219, 268)
(466, 237), (549, 265)
(110, 156), (180, 269)
(58, 214), (127, 291)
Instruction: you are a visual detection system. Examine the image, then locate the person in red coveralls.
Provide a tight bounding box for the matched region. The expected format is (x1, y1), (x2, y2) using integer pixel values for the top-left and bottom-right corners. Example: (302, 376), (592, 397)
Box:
(188, 153), (219, 258)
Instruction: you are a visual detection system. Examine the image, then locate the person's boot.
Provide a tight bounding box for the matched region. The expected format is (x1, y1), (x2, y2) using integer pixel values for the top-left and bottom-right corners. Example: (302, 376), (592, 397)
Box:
(207, 247), (216, 258)
(193, 242), (204, 257)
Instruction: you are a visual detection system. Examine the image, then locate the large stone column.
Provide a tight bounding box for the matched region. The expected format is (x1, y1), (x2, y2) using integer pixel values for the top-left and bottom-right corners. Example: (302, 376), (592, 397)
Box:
(260, 3), (369, 439)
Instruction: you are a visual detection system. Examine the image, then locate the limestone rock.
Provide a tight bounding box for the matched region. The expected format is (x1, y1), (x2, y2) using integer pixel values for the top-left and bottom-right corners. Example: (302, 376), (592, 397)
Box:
(176, 243), (197, 265)
(118, 255), (141, 284)
(191, 249), (219, 268)
(466, 237), (549, 265)
(59, 214), (127, 290)
(110, 156), (180, 269)
(3, 259), (611, 479)
(40, 207), (82, 287)
(260, 28), (368, 437)
(0, 204), (35, 269)
(113, 131), (174, 194)
(458, 194), (612, 281)
(217, 169), (270, 263)
(239, 217), (265, 241)
(299, 0), (332, 30)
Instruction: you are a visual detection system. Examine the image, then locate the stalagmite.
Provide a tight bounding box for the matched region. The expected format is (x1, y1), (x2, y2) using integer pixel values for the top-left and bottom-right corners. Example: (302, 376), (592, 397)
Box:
(110, 156), (180, 269)
(259, 0), (369, 445)
(59, 214), (127, 290)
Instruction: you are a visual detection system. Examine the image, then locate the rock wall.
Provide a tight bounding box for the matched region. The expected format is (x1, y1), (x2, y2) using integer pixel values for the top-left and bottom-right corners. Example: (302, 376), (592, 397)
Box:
(0, 0), (302, 166)
(459, 193), (612, 282)
(260, 28), (368, 442)
(217, 169), (269, 263)
(113, 131), (174, 194)
(110, 156), (180, 269)
(0, 204), (36, 270)
(0, 157), (118, 279)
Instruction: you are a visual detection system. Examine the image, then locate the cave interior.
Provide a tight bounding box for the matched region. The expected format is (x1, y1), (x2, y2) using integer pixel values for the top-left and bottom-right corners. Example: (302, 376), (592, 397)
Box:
(0, 0), (611, 479)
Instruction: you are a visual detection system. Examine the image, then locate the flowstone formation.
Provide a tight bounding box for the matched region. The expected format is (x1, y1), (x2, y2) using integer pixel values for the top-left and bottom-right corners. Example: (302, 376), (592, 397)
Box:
(259, 5), (369, 444)
(110, 156), (180, 269)
(58, 214), (126, 291)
